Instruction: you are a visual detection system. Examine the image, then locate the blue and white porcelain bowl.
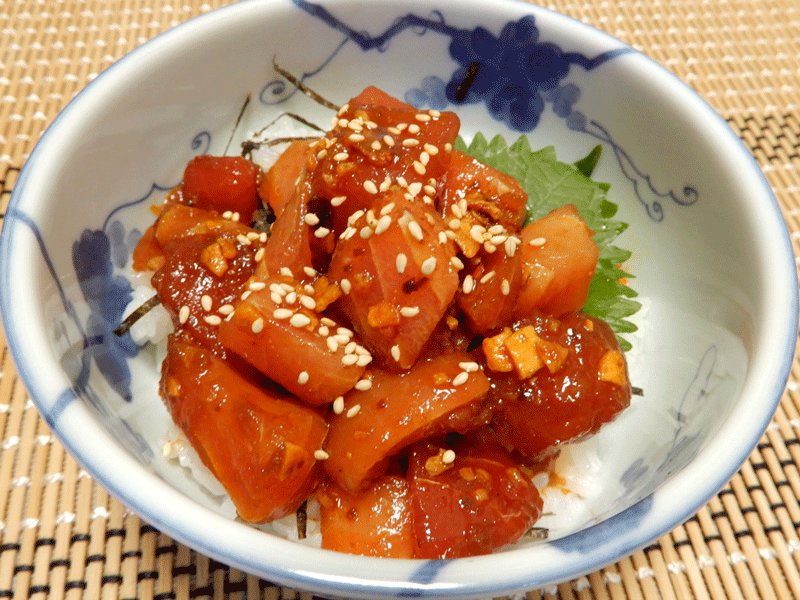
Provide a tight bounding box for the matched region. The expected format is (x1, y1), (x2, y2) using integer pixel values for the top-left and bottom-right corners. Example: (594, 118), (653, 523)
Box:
(1, 0), (797, 597)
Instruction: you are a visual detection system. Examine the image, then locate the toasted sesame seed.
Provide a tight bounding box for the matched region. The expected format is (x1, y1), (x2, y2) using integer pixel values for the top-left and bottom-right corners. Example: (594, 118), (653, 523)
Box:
(326, 337), (339, 352)
(450, 256), (464, 270)
(415, 113), (430, 122)
(334, 333), (351, 345)
(316, 148), (328, 160)
(470, 225), (486, 244)
(236, 233), (251, 246)
(349, 133), (365, 142)
(355, 379), (372, 391)
(408, 220), (424, 241)
(340, 278), (352, 294)
(375, 214), (392, 235)
(200, 294), (212, 312)
(333, 152), (349, 162)
(400, 306), (420, 317)
(290, 313), (312, 328)
(178, 305), (190, 325)
(363, 179), (378, 194)
(408, 123), (421, 133)
(484, 241), (497, 253)
(337, 326), (354, 338)
(379, 176), (392, 193)
(448, 218), (461, 230)
(333, 396), (345, 414)
(402, 138), (420, 147)
(463, 274), (475, 294)
(445, 142), (453, 152)
(249, 281), (267, 291)
(203, 315), (222, 326)
(380, 202), (395, 215)
(303, 266), (317, 278)
(241, 290), (252, 301)
(337, 118), (348, 127)
(356, 354), (372, 367)
(321, 317), (336, 327)
(413, 161), (426, 175)
(331, 195), (347, 207)
(348, 120), (363, 131)
(218, 304), (235, 315)
(280, 267), (294, 278)
(371, 140), (381, 150)
(346, 404), (361, 418)
(342, 354), (359, 366)
(314, 227), (331, 239)
(384, 135), (395, 147)
(273, 308), (293, 319)
(337, 103), (350, 115)
(529, 237), (547, 246)
(304, 213), (320, 226)
(285, 291), (297, 304)
(419, 151), (430, 166)
(231, 212), (240, 222)
(423, 143), (439, 156)
(254, 247), (265, 262)
(452, 372), (469, 386)
(300, 296), (317, 310)
(490, 234), (507, 245)
(451, 203), (465, 218)
(442, 449), (456, 463)
(318, 324), (329, 336)
(247, 231), (260, 241)
(505, 236), (519, 257)
(501, 279), (511, 295)
(397, 123), (408, 131)
(423, 184), (437, 195)
(271, 291), (283, 304)
(480, 270), (496, 284)
(259, 232), (268, 243)
(388, 126), (401, 135)
(359, 226), (373, 239)
(297, 371), (309, 384)
(314, 449), (329, 460)
(280, 282), (295, 292)
(407, 182), (422, 197)
(391, 345), (401, 362)
(459, 361), (480, 372)
(251, 317), (264, 334)
(222, 210), (232, 219)
(421, 257), (437, 275)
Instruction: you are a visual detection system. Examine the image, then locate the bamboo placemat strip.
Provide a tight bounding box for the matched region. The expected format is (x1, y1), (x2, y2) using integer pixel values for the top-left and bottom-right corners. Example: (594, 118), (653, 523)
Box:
(1, 0), (799, 599)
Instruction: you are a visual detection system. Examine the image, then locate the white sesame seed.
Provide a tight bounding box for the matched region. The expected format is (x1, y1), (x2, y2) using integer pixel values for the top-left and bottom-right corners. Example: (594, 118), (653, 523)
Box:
(178, 305), (190, 325)
(450, 256), (465, 270)
(408, 124), (421, 134)
(424, 184), (437, 195)
(340, 227), (356, 240)
(445, 142), (453, 152)
(251, 317), (264, 334)
(331, 195), (346, 207)
(337, 327), (354, 338)
(300, 296), (317, 310)
(388, 126), (401, 135)
(367, 121), (379, 130)
(241, 290), (252, 301)
(254, 247), (265, 262)
(484, 241), (497, 253)
(231, 212), (240, 222)
(359, 226), (373, 239)
(200, 294), (212, 312)
(408, 181), (423, 197)
(318, 325), (330, 336)
(407, 220), (424, 241)
(379, 175), (392, 192)
(280, 282), (295, 292)
(449, 218), (461, 230)
(247, 231), (260, 241)
(236, 233), (251, 246)
(314, 227), (331, 238)
(371, 140), (382, 151)
(347, 120), (363, 131)
(303, 266), (317, 277)
(314, 449), (329, 460)
(458, 361), (480, 372)
(270, 283), (285, 294)
(345, 341), (357, 354)
(451, 203), (464, 218)
(397, 123), (408, 131)
(438, 231), (448, 244)
(402, 138), (419, 147)
(326, 337), (339, 352)
(413, 161), (426, 175)
(462, 274), (475, 294)
(375, 214), (392, 235)
(480, 270), (496, 284)
(429, 109), (441, 117)
(452, 372), (469, 386)
(218, 304), (235, 315)
(442, 449), (456, 463)
(333, 152), (349, 162)
(355, 379), (372, 391)
(337, 118), (348, 127)
(416, 113), (431, 122)
(391, 345), (401, 362)
(470, 225), (486, 244)
(346, 404), (361, 418)
(249, 281), (267, 291)
(321, 317), (336, 327)
(342, 354), (359, 366)
(334, 334), (351, 346)
(340, 278), (352, 294)
(419, 151), (430, 166)
(290, 313), (312, 328)
(203, 315), (222, 326)
(421, 257), (437, 275)
(222, 211), (232, 219)
(273, 308), (293, 319)
(384, 135), (395, 147)
(356, 354), (372, 367)
(380, 202), (395, 215)
(400, 306), (420, 317)
(396, 253), (408, 274)
(423, 143), (439, 156)
(304, 213), (320, 226)
(529, 237), (547, 247)
(349, 133), (365, 142)
(490, 234), (507, 245)
(505, 236), (520, 257)
(259, 232), (268, 243)
(316, 149), (328, 160)
(297, 371), (309, 384)
(285, 291), (297, 304)
(363, 179), (378, 194)
(501, 279), (511, 296)
(333, 396), (345, 414)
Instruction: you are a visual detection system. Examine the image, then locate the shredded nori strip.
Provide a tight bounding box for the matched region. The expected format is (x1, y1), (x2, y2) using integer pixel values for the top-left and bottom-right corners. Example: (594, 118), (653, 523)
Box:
(114, 294), (161, 337)
(272, 59), (341, 112)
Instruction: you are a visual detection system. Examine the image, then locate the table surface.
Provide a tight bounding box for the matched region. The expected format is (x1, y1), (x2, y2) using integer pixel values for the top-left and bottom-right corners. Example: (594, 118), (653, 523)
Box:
(1, 1), (800, 599)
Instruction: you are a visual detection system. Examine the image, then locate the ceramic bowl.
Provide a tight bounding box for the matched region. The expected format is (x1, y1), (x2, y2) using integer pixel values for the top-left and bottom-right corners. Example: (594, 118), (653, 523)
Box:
(1, 0), (797, 597)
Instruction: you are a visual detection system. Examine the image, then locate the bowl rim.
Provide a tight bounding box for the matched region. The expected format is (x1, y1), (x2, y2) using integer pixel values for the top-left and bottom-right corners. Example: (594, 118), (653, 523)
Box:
(1, 0), (797, 597)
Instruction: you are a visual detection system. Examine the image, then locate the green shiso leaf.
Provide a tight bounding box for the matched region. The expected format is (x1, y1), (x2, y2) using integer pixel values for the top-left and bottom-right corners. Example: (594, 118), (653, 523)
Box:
(458, 133), (641, 350)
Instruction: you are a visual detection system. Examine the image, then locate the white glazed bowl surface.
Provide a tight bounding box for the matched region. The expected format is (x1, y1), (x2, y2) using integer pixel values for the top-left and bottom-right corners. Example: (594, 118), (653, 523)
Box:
(1, 0), (797, 598)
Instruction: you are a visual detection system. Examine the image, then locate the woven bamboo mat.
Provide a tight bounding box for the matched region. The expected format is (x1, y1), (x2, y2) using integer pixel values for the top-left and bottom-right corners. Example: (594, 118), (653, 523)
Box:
(1, 0), (799, 598)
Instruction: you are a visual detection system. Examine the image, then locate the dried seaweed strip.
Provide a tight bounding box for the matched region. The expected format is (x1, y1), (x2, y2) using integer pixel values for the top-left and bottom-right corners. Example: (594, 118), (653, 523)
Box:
(114, 294), (161, 337)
